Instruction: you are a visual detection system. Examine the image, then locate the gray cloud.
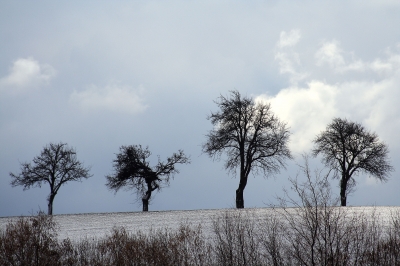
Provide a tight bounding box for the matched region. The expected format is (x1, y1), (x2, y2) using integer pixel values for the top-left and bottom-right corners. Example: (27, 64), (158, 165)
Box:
(70, 84), (148, 114)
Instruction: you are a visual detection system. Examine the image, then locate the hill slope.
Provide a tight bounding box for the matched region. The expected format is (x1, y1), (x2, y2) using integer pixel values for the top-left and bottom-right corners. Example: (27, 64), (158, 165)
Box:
(1, 206), (398, 241)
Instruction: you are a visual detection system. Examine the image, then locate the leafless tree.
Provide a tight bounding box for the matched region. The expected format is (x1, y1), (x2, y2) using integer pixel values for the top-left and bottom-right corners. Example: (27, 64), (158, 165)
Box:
(10, 142), (92, 215)
(105, 145), (190, 211)
(312, 117), (394, 206)
(202, 90), (292, 208)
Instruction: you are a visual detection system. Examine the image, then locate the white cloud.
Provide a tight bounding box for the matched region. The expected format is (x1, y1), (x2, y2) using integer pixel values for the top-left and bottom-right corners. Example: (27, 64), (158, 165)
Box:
(70, 84), (148, 114)
(315, 41), (400, 75)
(278, 29), (301, 48)
(315, 40), (370, 73)
(370, 59), (393, 73)
(258, 40), (400, 154)
(256, 81), (338, 154)
(257, 77), (400, 154)
(315, 40), (346, 69)
(274, 52), (300, 75)
(0, 57), (56, 93)
(275, 29), (308, 85)
(370, 48), (400, 75)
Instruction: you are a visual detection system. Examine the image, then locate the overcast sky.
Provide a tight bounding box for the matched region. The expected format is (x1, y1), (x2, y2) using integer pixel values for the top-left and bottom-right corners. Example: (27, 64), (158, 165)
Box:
(1, 1), (399, 217)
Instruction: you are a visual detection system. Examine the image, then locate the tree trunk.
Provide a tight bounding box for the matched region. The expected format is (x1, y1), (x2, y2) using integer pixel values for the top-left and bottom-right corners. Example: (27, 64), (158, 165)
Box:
(142, 198), (149, 212)
(236, 178), (247, 208)
(47, 193), (55, 215)
(142, 190), (151, 212)
(340, 177), (347, 207)
(236, 170), (248, 208)
(236, 188), (244, 208)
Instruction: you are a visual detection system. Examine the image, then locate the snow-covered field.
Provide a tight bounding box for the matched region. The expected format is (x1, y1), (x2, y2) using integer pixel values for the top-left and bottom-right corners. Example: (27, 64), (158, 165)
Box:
(1, 207), (399, 241)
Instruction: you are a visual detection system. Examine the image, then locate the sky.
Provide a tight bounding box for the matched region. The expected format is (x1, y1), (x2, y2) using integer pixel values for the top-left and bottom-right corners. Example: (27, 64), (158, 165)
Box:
(1, 1), (399, 217)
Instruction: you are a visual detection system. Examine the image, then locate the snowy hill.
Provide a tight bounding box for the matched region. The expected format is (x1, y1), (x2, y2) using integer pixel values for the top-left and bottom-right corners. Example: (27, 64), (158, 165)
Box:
(1, 206), (399, 241)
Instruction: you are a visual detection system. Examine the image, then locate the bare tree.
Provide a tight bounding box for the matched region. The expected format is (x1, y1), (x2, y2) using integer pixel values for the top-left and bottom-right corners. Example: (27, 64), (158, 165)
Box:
(312, 117), (394, 206)
(10, 142), (92, 215)
(202, 90), (292, 208)
(105, 145), (190, 211)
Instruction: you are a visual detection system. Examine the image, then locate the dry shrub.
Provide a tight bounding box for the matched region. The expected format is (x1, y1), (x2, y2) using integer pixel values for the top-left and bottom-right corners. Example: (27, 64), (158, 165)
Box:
(264, 154), (400, 266)
(257, 214), (286, 266)
(0, 212), (60, 266)
(210, 205), (400, 266)
(1, 205), (399, 266)
(0, 215), (212, 266)
(359, 210), (400, 266)
(273, 155), (356, 265)
(212, 210), (262, 266)
(79, 224), (212, 266)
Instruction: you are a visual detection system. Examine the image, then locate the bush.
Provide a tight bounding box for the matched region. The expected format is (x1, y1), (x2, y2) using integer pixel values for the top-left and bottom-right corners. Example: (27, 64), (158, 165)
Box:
(95, 224), (212, 266)
(1, 209), (399, 265)
(0, 212), (60, 266)
(261, 154), (400, 266)
(0, 214), (214, 266)
(212, 210), (262, 265)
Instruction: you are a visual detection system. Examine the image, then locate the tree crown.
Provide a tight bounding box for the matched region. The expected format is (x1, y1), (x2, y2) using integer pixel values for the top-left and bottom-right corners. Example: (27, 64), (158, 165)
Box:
(202, 90), (292, 178)
(10, 142), (92, 194)
(106, 145), (190, 202)
(312, 117), (393, 182)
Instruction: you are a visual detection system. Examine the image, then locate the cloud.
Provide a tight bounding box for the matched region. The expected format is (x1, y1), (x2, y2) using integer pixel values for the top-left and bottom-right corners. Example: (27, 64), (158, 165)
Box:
(315, 40), (400, 75)
(257, 40), (400, 155)
(70, 84), (148, 114)
(315, 40), (346, 69)
(278, 29), (301, 48)
(315, 40), (368, 73)
(275, 29), (308, 85)
(256, 81), (338, 154)
(370, 47), (400, 75)
(0, 57), (56, 93)
(257, 77), (400, 154)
